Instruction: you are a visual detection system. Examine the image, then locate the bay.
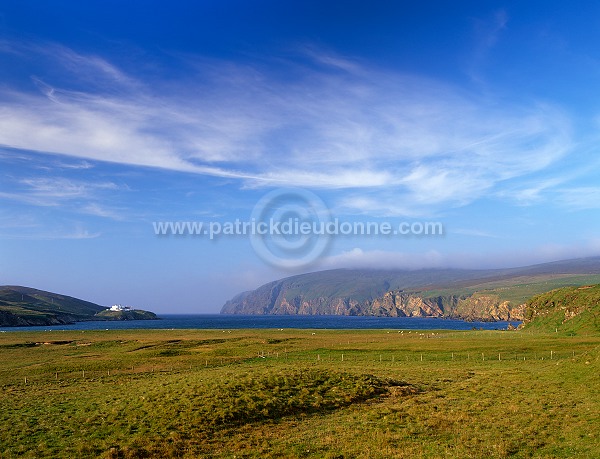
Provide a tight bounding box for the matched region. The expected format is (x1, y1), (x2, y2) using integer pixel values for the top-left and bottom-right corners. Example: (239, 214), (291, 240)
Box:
(0, 314), (520, 332)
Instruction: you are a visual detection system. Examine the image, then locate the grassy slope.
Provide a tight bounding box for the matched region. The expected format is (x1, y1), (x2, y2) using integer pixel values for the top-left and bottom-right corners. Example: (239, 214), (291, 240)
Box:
(0, 286), (105, 325)
(419, 273), (600, 304)
(0, 287), (158, 326)
(274, 268), (509, 302)
(0, 328), (598, 458)
(522, 284), (600, 335)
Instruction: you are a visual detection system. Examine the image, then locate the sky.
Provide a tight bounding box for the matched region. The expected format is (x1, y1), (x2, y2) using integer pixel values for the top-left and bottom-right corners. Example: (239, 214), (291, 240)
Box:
(2, 1), (600, 313)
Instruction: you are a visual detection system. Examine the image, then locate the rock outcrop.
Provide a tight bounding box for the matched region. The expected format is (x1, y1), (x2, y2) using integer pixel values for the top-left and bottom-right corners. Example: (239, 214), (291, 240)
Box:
(222, 258), (600, 321)
(222, 285), (524, 321)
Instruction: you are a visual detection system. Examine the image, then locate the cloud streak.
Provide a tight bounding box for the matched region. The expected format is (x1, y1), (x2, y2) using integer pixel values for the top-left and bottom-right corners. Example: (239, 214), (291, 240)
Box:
(0, 175), (125, 222)
(0, 41), (574, 216)
(320, 242), (600, 271)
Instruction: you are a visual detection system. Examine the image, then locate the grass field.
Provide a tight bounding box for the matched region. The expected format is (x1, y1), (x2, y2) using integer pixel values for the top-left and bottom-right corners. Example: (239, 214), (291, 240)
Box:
(0, 327), (598, 458)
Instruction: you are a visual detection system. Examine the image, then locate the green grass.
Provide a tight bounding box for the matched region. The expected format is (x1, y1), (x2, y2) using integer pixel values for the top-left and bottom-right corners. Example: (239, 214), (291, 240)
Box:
(419, 274), (600, 305)
(0, 328), (598, 458)
(524, 284), (600, 335)
(0, 286), (106, 326)
(0, 305), (53, 318)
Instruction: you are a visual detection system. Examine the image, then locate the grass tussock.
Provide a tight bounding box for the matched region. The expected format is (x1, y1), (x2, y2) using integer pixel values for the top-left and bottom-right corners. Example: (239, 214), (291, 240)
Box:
(201, 369), (409, 426)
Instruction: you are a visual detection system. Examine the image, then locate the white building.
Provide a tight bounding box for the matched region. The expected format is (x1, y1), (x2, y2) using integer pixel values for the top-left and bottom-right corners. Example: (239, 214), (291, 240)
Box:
(109, 304), (131, 311)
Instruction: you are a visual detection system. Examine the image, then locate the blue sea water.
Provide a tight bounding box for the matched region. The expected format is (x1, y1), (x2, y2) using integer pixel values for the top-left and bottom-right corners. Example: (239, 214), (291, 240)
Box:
(0, 314), (519, 332)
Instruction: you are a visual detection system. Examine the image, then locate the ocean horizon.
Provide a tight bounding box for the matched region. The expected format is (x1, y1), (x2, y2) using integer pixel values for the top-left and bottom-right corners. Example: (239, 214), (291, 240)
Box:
(0, 314), (520, 332)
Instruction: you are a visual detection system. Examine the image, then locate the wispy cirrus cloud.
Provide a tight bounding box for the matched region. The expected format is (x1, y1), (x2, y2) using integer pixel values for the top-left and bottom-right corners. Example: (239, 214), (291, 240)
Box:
(0, 176), (125, 221)
(466, 9), (509, 83)
(0, 41), (574, 216)
(496, 155), (600, 209)
(554, 187), (600, 210)
(0, 225), (101, 240)
(80, 203), (125, 220)
(15, 177), (118, 205)
(0, 206), (101, 239)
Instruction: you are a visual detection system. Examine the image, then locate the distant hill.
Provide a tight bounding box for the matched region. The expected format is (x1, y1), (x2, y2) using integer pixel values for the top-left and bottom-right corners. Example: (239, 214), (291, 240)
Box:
(521, 284), (600, 335)
(222, 257), (600, 322)
(95, 309), (158, 321)
(0, 286), (158, 327)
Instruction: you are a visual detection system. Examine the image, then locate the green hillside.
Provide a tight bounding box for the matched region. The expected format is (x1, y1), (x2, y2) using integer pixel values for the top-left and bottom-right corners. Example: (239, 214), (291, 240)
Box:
(0, 286), (106, 326)
(222, 256), (600, 319)
(264, 268), (507, 302)
(0, 286), (158, 327)
(419, 273), (600, 305)
(521, 284), (600, 335)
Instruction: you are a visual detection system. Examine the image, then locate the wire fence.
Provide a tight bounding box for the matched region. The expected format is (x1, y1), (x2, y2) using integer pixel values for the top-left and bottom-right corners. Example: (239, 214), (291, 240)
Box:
(2, 347), (592, 387)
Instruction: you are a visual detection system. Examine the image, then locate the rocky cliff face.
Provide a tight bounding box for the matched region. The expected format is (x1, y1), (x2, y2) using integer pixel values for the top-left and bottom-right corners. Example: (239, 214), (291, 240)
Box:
(222, 259), (600, 321)
(222, 283), (525, 321)
(454, 295), (525, 321)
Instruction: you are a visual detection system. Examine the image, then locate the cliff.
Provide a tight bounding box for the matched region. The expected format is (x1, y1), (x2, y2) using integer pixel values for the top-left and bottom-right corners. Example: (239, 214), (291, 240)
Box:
(223, 286), (525, 321)
(222, 257), (600, 321)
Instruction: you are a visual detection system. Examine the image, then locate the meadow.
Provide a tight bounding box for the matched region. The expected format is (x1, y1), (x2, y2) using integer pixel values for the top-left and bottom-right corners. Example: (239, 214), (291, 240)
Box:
(0, 327), (598, 458)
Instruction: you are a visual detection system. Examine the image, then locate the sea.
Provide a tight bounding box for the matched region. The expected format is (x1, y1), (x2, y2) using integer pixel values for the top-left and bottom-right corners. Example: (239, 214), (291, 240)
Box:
(0, 314), (520, 332)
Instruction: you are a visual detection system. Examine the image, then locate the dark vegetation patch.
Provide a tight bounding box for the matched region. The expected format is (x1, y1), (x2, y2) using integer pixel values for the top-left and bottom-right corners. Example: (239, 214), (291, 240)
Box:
(129, 338), (236, 352)
(198, 369), (413, 428)
(156, 349), (189, 357)
(266, 338), (297, 344)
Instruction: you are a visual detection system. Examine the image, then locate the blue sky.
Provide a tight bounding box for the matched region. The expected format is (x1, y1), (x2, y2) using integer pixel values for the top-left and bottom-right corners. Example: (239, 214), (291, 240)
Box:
(2, 1), (600, 313)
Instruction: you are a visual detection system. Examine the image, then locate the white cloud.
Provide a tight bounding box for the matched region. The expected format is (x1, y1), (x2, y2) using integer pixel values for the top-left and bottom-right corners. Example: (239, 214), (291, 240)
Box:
(320, 248), (447, 270)
(0, 222), (101, 240)
(62, 225), (101, 240)
(80, 203), (125, 220)
(0, 177), (123, 216)
(320, 242), (600, 271)
(0, 41), (574, 216)
(451, 228), (502, 238)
